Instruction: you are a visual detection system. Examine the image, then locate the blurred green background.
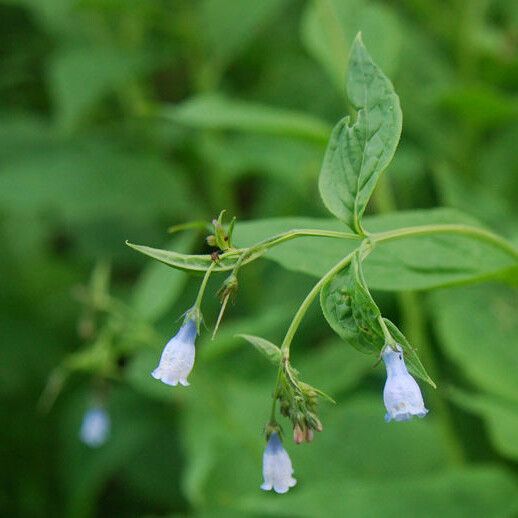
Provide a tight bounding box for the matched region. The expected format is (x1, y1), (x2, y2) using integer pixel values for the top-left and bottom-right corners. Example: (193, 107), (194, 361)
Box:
(1, 0), (517, 516)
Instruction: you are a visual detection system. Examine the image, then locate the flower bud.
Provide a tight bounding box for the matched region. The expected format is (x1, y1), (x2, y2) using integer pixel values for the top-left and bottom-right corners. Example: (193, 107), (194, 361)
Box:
(293, 423), (305, 444)
(218, 274), (238, 303)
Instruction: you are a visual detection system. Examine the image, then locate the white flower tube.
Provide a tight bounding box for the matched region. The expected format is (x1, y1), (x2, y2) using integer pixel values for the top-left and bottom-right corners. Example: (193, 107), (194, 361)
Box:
(80, 406), (110, 447)
(382, 344), (428, 422)
(261, 432), (297, 494)
(152, 319), (197, 387)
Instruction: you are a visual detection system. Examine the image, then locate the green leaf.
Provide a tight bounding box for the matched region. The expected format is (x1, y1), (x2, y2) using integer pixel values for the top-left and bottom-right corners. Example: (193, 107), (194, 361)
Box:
(49, 45), (150, 129)
(318, 33), (402, 233)
(430, 283), (518, 404)
(448, 387), (518, 461)
(236, 334), (281, 365)
(162, 94), (332, 142)
(320, 250), (384, 354)
(0, 130), (190, 224)
(201, 0), (288, 71)
(237, 467), (518, 518)
(321, 250), (434, 385)
(232, 209), (518, 290)
(200, 133), (325, 192)
(383, 319), (436, 388)
(439, 85), (518, 130)
(125, 241), (264, 273)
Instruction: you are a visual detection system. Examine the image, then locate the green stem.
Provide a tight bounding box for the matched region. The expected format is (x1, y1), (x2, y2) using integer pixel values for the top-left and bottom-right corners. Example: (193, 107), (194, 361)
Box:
(193, 261), (216, 310)
(268, 249), (359, 421)
(281, 249), (358, 355)
(373, 224), (518, 259)
(269, 366), (283, 422)
(229, 228), (360, 257)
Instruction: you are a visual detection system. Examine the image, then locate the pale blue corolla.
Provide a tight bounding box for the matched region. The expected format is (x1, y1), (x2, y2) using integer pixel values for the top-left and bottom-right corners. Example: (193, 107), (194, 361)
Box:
(382, 344), (428, 422)
(80, 406), (110, 447)
(151, 319), (197, 387)
(261, 432), (297, 494)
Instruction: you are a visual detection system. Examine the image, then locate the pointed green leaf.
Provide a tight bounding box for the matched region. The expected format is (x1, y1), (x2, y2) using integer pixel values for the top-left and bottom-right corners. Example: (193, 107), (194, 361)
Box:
(319, 33), (402, 233)
(125, 241), (263, 273)
(237, 334), (281, 365)
(163, 94), (331, 142)
(320, 250), (385, 354)
(321, 250), (434, 386)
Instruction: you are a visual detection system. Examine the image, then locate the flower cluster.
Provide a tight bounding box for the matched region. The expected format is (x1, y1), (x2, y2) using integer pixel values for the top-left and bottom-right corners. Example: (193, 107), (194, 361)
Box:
(149, 299), (428, 495)
(277, 365), (324, 445)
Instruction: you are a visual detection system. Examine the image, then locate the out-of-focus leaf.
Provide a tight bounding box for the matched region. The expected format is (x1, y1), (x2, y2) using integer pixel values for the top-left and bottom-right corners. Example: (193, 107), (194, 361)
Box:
(439, 85), (518, 129)
(435, 125), (518, 236)
(430, 284), (518, 404)
(237, 467), (518, 518)
(199, 305), (292, 362)
(201, 133), (325, 191)
(161, 95), (332, 142)
(0, 132), (190, 223)
(448, 387), (518, 461)
(302, 0), (402, 92)
(294, 338), (371, 396)
(233, 209), (518, 290)
(237, 334), (281, 365)
(318, 34), (402, 233)
(49, 45), (151, 128)
(131, 233), (197, 322)
(201, 0), (288, 69)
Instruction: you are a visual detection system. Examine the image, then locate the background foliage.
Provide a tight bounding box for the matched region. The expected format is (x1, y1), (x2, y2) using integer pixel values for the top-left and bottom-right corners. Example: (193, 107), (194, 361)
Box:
(1, 0), (517, 516)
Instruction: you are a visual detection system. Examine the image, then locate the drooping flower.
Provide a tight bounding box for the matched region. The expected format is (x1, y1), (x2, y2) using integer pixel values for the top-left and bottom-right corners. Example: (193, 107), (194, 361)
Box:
(261, 432), (297, 494)
(151, 317), (197, 387)
(80, 406), (110, 447)
(382, 344), (428, 422)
